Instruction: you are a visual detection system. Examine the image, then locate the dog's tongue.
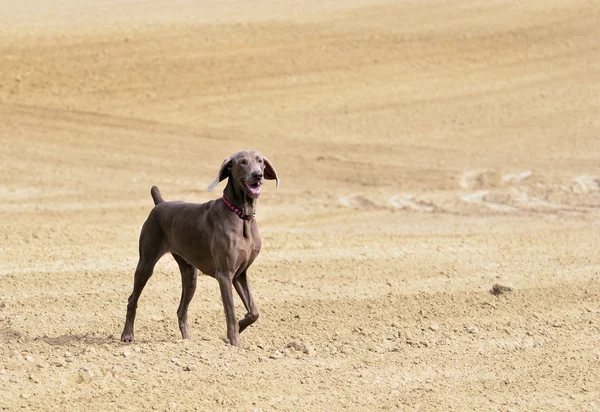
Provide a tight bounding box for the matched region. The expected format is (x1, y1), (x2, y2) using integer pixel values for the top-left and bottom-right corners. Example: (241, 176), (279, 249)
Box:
(247, 183), (261, 196)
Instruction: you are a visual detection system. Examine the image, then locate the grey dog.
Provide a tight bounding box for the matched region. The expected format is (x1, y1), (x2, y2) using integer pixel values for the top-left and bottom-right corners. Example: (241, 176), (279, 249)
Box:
(120, 150), (279, 347)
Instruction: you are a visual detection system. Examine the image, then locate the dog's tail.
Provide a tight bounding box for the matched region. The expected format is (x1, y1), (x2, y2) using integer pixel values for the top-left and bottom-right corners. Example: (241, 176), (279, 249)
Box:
(150, 186), (165, 205)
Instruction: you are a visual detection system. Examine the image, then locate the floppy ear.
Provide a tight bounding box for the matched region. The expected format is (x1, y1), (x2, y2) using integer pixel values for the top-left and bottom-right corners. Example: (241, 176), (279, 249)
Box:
(207, 157), (233, 192)
(263, 157), (279, 188)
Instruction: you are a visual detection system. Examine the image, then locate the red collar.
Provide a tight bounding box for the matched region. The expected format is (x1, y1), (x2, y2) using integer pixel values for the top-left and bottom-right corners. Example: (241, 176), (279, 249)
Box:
(222, 195), (254, 221)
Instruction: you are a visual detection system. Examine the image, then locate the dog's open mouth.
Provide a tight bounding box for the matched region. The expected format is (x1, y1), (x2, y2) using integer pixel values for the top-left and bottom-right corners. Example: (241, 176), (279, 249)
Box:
(245, 182), (262, 197)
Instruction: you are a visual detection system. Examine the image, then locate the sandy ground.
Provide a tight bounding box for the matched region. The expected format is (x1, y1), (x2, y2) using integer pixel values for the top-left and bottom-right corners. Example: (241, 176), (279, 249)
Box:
(1, 0), (600, 410)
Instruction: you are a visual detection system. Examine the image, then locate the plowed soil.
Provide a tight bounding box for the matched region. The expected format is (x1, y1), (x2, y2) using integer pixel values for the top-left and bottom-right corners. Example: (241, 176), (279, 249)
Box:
(1, 1), (599, 410)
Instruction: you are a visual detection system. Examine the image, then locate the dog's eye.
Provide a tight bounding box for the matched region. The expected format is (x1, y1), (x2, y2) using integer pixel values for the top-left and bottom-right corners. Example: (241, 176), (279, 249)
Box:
(257, 158), (263, 164)
(240, 159), (249, 166)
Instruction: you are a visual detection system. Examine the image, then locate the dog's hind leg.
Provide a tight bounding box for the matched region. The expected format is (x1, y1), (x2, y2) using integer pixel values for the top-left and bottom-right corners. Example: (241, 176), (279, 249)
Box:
(173, 254), (197, 339)
(120, 218), (167, 343)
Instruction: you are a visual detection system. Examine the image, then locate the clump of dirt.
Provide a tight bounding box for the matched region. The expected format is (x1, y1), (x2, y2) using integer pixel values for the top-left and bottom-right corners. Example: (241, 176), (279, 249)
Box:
(490, 283), (513, 296)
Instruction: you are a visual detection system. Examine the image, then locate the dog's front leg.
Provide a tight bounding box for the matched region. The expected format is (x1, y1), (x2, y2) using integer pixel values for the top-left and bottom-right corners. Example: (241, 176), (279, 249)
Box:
(217, 272), (241, 347)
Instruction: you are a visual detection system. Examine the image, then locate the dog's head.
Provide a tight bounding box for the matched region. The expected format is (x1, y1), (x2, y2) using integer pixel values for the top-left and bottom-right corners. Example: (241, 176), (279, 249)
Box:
(207, 150), (279, 198)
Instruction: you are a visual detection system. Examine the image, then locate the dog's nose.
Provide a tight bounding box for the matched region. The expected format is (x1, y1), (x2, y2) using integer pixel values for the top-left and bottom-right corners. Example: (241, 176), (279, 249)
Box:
(252, 171), (263, 180)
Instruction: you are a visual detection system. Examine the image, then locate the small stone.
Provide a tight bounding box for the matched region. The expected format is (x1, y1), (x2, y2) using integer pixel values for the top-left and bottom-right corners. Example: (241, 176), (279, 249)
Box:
(304, 345), (316, 355)
(76, 372), (92, 384)
(269, 350), (282, 359)
(171, 357), (181, 366)
(183, 365), (196, 372)
(490, 283), (513, 296)
(466, 325), (479, 334)
(391, 322), (400, 328)
(122, 351), (131, 358)
(24, 355), (34, 362)
(10, 350), (23, 360)
(429, 324), (440, 332)
(287, 341), (307, 352)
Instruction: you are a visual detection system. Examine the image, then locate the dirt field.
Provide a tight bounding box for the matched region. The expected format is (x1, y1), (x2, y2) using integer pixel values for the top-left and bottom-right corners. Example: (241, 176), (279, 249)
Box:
(1, 0), (600, 410)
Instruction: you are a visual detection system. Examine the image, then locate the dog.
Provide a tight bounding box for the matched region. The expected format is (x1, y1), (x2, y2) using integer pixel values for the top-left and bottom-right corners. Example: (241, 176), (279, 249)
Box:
(120, 150), (279, 347)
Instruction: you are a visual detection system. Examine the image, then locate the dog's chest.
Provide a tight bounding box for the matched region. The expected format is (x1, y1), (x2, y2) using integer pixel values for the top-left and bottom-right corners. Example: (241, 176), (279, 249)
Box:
(232, 236), (260, 276)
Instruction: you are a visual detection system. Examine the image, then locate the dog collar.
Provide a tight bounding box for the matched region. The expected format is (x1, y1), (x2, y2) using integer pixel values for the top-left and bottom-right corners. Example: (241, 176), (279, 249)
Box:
(222, 196), (254, 221)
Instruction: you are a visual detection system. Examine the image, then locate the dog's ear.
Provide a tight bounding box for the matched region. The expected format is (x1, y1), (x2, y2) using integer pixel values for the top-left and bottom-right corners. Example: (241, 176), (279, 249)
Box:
(263, 157), (279, 188)
(207, 157), (233, 192)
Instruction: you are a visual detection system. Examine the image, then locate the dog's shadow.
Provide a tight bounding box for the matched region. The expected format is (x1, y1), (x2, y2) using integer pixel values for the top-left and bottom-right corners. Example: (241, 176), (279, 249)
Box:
(39, 334), (115, 346)
(1, 325), (117, 346)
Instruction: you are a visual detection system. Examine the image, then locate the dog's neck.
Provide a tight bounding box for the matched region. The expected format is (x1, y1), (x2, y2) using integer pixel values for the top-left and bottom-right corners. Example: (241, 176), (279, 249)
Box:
(223, 180), (257, 217)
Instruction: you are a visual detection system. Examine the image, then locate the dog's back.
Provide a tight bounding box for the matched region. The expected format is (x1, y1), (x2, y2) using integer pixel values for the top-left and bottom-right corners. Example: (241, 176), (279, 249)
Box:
(144, 187), (217, 275)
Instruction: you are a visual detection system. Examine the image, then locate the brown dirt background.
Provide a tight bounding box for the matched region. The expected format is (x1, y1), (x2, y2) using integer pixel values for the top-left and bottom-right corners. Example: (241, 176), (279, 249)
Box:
(1, 0), (600, 410)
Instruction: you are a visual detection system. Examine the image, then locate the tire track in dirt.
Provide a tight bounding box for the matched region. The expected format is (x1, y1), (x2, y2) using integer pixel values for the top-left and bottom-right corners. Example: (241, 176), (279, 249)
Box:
(338, 170), (600, 215)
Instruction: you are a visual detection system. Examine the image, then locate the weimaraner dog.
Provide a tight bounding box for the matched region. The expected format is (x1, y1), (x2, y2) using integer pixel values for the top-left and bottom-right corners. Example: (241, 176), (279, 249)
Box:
(120, 150), (279, 347)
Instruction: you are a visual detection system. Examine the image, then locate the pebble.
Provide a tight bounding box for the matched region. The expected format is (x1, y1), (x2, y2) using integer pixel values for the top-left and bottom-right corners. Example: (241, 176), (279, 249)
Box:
(429, 324), (440, 332)
(304, 345), (316, 355)
(287, 341), (307, 352)
(76, 371), (92, 384)
(10, 350), (23, 361)
(466, 325), (479, 334)
(269, 350), (283, 360)
(122, 351), (131, 358)
(490, 283), (513, 295)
